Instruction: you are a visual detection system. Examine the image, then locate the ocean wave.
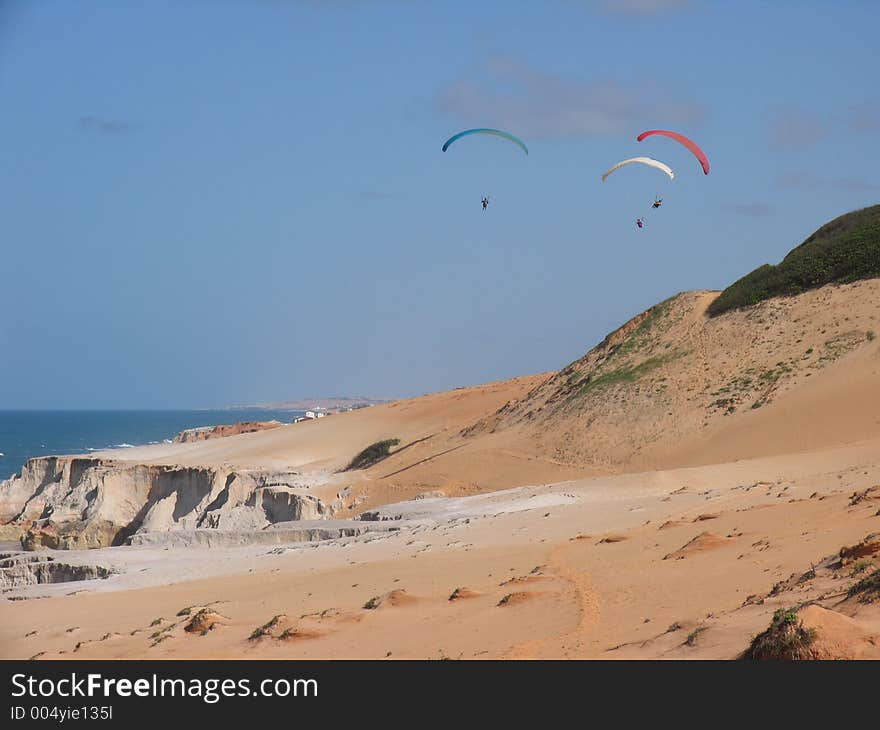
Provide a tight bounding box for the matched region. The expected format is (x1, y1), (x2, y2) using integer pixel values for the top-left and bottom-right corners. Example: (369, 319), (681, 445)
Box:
(113, 443), (135, 449)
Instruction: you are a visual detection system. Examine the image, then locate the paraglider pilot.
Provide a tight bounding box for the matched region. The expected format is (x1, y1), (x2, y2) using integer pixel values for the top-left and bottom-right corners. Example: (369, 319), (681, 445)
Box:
(652, 197), (663, 209)
(636, 218), (645, 229)
(481, 196), (490, 211)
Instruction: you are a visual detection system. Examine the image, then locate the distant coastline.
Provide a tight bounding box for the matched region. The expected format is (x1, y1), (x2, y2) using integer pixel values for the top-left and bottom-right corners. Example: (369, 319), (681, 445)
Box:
(224, 397), (390, 411)
(0, 408), (305, 481)
(0, 401), (388, 480)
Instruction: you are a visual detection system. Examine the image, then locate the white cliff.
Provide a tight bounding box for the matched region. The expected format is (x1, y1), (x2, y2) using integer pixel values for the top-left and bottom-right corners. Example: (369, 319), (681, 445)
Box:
(0, 456), (343, 550)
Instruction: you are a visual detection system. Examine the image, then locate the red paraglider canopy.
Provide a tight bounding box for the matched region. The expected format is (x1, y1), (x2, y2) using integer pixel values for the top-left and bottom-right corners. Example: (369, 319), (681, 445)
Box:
(636, 130), (710, 175)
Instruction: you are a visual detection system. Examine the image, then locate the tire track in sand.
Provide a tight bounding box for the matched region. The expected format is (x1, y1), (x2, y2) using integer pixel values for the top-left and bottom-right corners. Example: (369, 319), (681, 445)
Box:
(503, 542), (600, 658)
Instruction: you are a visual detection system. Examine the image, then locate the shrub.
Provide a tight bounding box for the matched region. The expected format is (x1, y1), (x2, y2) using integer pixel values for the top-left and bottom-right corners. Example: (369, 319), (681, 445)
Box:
(743, 607), (818, 660)
(249, 615), (284, 641)
(709, 204), (880, 317)
(344, 438), (400, 471)
(847, 568), (880, 601)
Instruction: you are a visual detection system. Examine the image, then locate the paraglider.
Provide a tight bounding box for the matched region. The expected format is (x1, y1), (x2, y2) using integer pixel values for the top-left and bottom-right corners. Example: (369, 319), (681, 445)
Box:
(443, 129), (526, 212)
(600, 129), (707, 229)
(601, 157), (675, 183)
(601, 158), (673, 229)
(636, 130), (710, 175)
(442, 128), (529, 156)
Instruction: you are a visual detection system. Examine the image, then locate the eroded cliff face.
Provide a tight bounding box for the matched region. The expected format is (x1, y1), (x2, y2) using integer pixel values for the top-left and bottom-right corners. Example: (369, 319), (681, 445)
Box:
(0, 457), (337, 550)
(0, 552), (114, 589)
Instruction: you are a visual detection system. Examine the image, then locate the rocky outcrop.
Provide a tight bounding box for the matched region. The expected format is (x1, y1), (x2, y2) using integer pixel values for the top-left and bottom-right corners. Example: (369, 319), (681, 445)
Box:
(0, 457), (337, 550)
(128, 520), (397, 548)
(0, 552), (114, 589)
(172, 421), (284, 444)
(21, 520), (119, 551)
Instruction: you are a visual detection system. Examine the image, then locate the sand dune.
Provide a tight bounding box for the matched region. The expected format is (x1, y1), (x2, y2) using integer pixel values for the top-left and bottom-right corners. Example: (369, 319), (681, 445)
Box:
(4, 435), (880, 660)
(4, 280), (880, 659)
(89, 283), (880, 495)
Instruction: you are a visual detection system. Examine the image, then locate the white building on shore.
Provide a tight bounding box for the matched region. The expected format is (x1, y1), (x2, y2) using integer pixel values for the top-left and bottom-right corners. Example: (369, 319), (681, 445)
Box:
(293, 408), (332, 424)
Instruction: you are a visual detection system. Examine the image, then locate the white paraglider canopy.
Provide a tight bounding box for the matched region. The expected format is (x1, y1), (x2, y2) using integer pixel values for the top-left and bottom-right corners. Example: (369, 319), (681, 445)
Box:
(601, 156), (675, 182)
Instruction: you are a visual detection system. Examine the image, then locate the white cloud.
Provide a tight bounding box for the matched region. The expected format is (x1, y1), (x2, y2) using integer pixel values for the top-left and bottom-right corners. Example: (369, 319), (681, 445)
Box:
(436, 56), (706, 140)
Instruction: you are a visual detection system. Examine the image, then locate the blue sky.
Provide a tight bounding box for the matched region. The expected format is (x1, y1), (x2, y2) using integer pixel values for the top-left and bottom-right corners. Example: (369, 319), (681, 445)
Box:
(1, 0), (878, 408)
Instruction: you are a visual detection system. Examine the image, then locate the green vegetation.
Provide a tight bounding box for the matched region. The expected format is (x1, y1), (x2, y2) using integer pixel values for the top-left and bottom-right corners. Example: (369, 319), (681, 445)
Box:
(761, 361), (793, 382)
(709, 360), (796, 413)
(847, 568), (880, 601)
(571, 352), (681, 400)
(249, 615), (284, 641)
(613, 296), (677, 359)
(554, 296), (683, 407)
(709, 204), (880, 317)
(743, 607), (818, 660)
(816, 330), (869, 365)
(344, 438), (401, 471)
(850, 560), (871, 577)
(685, 626), (707, 647)
(149, 621), (177, 642)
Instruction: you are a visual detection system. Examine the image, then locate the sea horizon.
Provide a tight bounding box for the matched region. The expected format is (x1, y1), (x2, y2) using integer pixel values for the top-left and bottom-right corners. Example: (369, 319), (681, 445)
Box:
(0, 408), (306, 480)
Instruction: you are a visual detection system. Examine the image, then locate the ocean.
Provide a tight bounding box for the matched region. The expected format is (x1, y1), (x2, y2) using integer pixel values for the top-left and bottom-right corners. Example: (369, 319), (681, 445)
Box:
(0, 409), (305, 481)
